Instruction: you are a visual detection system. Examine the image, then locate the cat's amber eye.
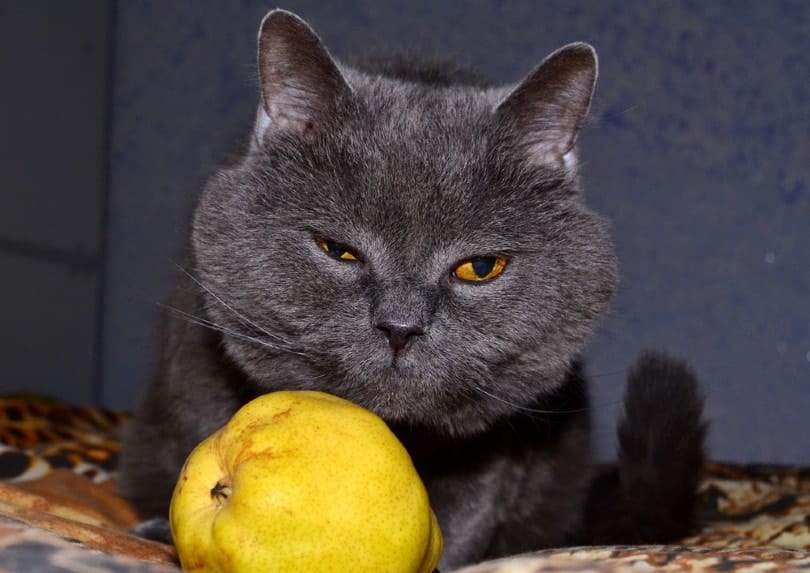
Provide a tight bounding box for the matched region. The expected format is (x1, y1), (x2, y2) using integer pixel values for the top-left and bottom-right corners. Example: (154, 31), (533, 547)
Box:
(317, 238), (359, 262)
(454, 256), (508, 283)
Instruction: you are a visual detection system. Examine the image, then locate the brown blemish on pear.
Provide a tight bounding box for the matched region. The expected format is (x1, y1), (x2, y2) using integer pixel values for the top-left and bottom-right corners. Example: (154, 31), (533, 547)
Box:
(272, 408), (292, 420)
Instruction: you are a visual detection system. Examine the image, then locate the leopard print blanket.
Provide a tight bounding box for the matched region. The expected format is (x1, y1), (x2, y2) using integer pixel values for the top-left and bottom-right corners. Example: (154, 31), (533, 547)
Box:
(0, 396), (807, 572)
(0, 397), (125, 483)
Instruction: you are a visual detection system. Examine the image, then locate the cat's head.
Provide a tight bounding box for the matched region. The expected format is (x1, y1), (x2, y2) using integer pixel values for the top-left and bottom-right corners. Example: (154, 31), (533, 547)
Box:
(191, 10), (617, 436)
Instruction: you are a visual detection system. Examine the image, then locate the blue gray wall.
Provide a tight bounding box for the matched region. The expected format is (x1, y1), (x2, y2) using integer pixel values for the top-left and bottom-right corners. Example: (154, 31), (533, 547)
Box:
(10, 2), (807, 463)
(0, 1), (110, 405)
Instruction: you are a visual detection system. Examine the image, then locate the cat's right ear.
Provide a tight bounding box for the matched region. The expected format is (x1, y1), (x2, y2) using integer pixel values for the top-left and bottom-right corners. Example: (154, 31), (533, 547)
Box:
(252, 10), (351, 148)
(495, 43), (597, 172)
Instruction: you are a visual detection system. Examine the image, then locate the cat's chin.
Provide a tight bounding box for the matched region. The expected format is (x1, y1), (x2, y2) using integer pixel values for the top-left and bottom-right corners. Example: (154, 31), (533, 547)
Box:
(347, 380), (501, 438)
(232, 343), (508, 436)
(375, 402), (496, 438)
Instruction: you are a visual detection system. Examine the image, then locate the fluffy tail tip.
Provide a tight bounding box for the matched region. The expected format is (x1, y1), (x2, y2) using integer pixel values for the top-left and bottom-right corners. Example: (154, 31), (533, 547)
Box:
(617, 351), (708, 541)
(578, 351), (707, 545)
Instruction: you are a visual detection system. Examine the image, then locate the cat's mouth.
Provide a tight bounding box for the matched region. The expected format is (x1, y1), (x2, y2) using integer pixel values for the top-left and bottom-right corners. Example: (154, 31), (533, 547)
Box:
(380, 342), (426, 373)
(372, 330), (425, 371)
(388, 352), (406, 370)
(354, 344), (426, 384)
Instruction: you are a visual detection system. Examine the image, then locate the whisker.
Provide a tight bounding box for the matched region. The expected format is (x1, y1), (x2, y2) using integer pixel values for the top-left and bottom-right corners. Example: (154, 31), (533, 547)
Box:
(160, 304), (294, 353)
(171, 261), (292, 346)
(470, 384), (589, 415)
(159, 303), (307, 357)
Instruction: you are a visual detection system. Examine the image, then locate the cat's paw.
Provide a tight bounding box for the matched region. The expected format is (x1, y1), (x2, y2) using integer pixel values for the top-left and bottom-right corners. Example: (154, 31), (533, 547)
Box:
(130, 517), (173, 545)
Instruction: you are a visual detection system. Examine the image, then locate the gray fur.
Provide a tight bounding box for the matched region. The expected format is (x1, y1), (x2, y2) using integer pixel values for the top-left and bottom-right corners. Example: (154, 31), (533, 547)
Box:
(119, 10), (704, 569)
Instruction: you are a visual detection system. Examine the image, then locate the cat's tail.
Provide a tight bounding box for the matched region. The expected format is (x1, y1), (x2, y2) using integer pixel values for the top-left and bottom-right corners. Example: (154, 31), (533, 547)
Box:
(578, 351), (707, 544)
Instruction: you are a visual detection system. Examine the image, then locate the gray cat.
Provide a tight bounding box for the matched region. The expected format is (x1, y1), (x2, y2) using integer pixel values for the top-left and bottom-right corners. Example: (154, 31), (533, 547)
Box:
(119, 9), (706, 570)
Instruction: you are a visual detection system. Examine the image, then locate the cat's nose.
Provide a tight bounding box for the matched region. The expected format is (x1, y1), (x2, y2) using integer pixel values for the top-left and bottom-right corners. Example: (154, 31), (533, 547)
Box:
(375, 321), (424, 354)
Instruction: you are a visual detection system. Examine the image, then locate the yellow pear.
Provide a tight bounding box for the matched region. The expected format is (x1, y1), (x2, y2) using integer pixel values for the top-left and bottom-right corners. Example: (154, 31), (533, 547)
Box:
(169, 390), (442, 572)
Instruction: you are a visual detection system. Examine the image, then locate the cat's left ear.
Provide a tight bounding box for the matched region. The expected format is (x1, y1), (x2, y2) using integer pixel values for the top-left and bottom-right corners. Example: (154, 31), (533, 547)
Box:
(495, 43), (597, 171)
(252, 10), (351, 148)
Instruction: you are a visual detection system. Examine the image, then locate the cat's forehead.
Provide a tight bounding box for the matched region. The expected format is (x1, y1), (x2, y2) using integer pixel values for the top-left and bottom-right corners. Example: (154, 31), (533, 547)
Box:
(346, 70), (501, 144)
(331, 72), (505, 202)
(330, 84), (494, 230)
